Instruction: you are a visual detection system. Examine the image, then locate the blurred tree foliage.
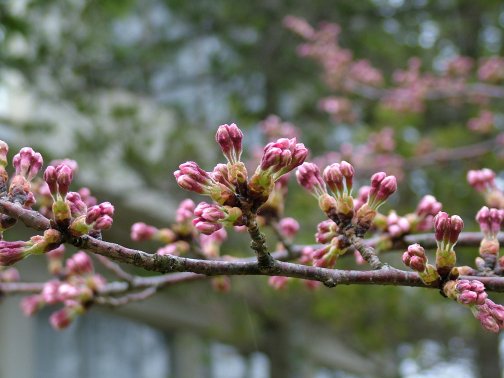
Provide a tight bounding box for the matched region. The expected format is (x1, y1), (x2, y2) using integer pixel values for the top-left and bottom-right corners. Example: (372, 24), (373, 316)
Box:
(1, 0), (504, 376)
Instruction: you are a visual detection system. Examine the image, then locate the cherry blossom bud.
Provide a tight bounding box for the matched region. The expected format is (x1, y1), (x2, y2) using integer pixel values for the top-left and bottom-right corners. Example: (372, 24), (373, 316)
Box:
(402, 243), (427, 272)
(42, 280), (61, 304)
(49, 303), (84, 330)
(315, 220), (338, 244)
(268, 276), (289, 290)
(367, 172), (397, 210)
(55, 164), (73, 197)
(20, 295), (44, 316)
(131, 222), (158, 241)
(94, 215), (113, 230)
(476, 206), (503, 238)
(65, 192), (87, 218)
(12, 147), (43, 181)
(467, 168), (496, 193)
(416, 195), (442, 218)
(434, 212), (464, 249)
(455, 280), (487, 305)
(0, 241), (30, 266)
(44, 166), (58, 197)
(471, 299), (504, 333)
(296, 162), (327, 197)
(157, 241), (190, 256)
(322, 163), (343, 195)
(278, 217), (299, 239)
(259, 138), (308, 180)
(176, 199), (195, 223)
(174, 161), (215, 194)
(193, 202), (226, 235)
(215, 123), (243, 163)
(66, 251), (93, 276)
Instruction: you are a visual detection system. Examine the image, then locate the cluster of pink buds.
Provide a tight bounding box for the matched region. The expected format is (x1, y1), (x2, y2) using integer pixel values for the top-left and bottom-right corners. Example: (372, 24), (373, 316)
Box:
(471, 299), (504, 333)
(250, 137), (308, 203)
(476, 206), (503, 239)
(354, 172), (397, 233)
(175, 162), (236, 206)
(476, 206), (504, 267)
(157, 241), (190, 257)
(20, 251), (105, 330)
(216, 123), (243, 165)
(0, 229), (62, 266)
(434, 212), (464, 275)
(312, 235), (348, 268)
(444, 279), (487, 306)
(68, 200), (115, 236)
(278, 217), (299, 240)
(130, 222), (175, 244)
(414, 195), (442, 231)
(386, 211), (410, 238)
(467, 168), (504, 208)
(193, 202), (243, 235)
(7, 146), (44, 206)
(402, 243), (439, 284)
(297, 161), (359, 225)
(467, 168), (496, 193)
(268, 275), (290, 290)
(315, 220), (338, 244)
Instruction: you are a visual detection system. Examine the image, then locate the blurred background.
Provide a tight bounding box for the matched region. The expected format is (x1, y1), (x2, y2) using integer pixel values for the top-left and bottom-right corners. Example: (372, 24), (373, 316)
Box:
(1, 0), (504, 377)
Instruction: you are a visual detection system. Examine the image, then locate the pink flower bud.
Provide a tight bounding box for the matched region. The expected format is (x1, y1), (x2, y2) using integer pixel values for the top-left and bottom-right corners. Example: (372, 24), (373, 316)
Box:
(472, 299), (504, 333)
(296, 162), (326, 197)
(402, 243), (427, 272)
(12, 147), (43, 181)
(193, 202), (226, 235)
(476, 206), (503, 238)
(278, 217), (299, 238)
(416, 195), (442, 217)
(354, 186), (370, 211)
(176, 199), (195, 223)
(98, 202), (114, 217)
(339, 161), (354, 193)
(42, 280), (61, 304)
(55, 164), (73, 197)
(434, 212), (464, 251)
(66, 251), (93, 275)
(455, 279), (487, 305)
(0, 240), (30, 266)
(94, 215), (113, 230)
(467, 168), (496, 192)
(49, 304), (82, 330)
(174, 161), (214, 194)
(44, 166), (58, 196)
(367, 173), (397, 209)
(20, 295), (44, 316)
(215, 123), (243, 163)
(268, 276), (289, 290)
(131, 222), (158, 241)
(315, 220), (338, 244)
(260, 138), (308, 180)
(323, 163), (344, 195)
(85, 205), (101, 224)
(65, 192), (87, 218)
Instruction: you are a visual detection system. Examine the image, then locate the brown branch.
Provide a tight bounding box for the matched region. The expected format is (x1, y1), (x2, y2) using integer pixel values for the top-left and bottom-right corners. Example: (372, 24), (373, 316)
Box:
(3, 198), (504, 294)
(95, 255), (135, 283)
(95, 287), (158, 306)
